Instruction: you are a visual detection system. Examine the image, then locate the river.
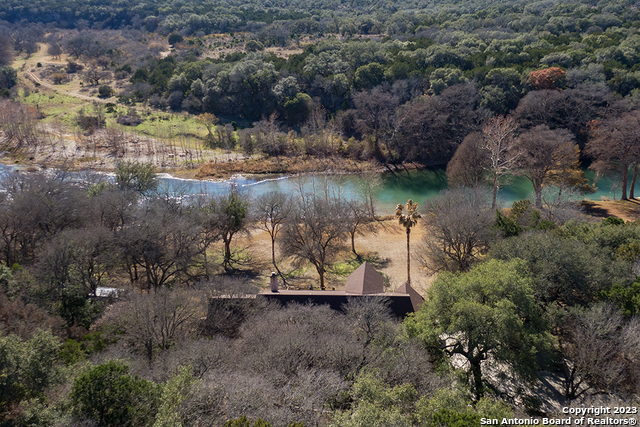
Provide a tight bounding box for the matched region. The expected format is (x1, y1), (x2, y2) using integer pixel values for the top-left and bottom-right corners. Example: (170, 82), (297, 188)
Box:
(2, 164), (636, 213)
(157, 167), (637, 213)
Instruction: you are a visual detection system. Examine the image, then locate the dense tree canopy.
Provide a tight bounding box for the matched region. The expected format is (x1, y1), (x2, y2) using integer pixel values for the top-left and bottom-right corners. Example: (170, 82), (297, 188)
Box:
(406, 259), (555, 400)
(4, 0), (640, 423)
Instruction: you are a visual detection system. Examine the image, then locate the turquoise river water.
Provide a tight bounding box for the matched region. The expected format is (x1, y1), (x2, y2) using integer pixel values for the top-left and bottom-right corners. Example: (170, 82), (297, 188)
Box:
(2, 163), (635, 214)
(156, 167), (637, 214)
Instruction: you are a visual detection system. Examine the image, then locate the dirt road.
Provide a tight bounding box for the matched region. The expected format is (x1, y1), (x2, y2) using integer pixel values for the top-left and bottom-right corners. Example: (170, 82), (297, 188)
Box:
(24, 69), (108, 103)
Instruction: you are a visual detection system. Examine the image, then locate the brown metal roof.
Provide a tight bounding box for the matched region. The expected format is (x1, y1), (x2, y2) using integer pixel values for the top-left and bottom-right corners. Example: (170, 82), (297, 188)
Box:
(345, 261), (384, 295)
(394, 282), (424, 311)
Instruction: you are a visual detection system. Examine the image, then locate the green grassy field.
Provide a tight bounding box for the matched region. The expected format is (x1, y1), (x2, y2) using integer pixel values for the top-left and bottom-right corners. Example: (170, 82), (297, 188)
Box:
(22, 90), (85, 124)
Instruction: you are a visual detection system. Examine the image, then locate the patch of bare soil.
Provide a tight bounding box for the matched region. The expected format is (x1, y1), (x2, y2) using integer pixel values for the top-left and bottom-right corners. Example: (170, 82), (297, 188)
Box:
(350, 219), (434, 294)
(240, 199), (640, 296)
(263, 46), (304, 58)
(242, 218), (433, 296)
(580, 199), (640, 222)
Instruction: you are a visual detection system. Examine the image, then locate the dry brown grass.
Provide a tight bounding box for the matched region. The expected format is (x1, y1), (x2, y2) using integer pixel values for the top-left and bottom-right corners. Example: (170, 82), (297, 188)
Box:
(239, 217), (434, 296)
(236, 199), (640, 296)
(580, 200), (640, 222)
(263, 46), (304, 58)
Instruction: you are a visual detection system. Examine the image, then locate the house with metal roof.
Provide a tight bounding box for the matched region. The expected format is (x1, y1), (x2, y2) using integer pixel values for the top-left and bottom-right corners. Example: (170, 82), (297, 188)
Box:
(260, 262), (423, 317)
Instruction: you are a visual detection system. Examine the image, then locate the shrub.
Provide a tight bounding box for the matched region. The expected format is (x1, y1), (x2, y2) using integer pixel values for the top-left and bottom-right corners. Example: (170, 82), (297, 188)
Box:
(245, 40), (265, 52)
(168, 33), (184, 45)
(431, 409), (480, 426)
(602, 216), (624, 226)
(224, 416), (271, 427)
(51, 73), (67, 84)
(71, 361), (160, 427)
(66, 60), (83, 73)
(98, 85), (113, 98)
(0, 330), (62, 415)
(116, 110), (143, 126)
(76, 107), (105, 131)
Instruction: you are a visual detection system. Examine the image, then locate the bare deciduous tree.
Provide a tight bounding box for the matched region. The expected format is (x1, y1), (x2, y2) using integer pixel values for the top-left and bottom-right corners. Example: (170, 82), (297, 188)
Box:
(353, 171), (383, 219)
(0, 291), (65, 340)
(98, 288), (205, 364)
(117, 199), (205, 289)
(586, 110), (640, 200)
(301, 103), (338, 157)
(35, 227), (115, 301)
(0, 35), (14, 67)
(516, 125), (579, 209)
(514, 87), (618, 147)
(560, 304), (640, 401)
(391, 83), (488, 165)
(482, 115), (519, 208)
(47, 42), (62, 59)
(352, 88), (400, 159)
(178, 300), (438, 426)
(0, 172), (88, 265)
(254, 191), (291, 282)
(89, 186), (137, 232)
(345, 200), (375, 259)
(0, 100), (43, 153)
(102, 126), (127, 158)
(253, 113), (289, 157)
(420, 187), (495, 273)
(196, 113), (219, 147)
(446, 132), (489, 188)
(280, 192), (348, 290)
(343, 297), (395, 369)
(81, 66), (110, 86)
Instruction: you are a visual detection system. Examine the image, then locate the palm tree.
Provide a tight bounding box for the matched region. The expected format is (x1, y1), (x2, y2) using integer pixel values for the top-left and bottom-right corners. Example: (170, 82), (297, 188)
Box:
(396, 199), (422, 284)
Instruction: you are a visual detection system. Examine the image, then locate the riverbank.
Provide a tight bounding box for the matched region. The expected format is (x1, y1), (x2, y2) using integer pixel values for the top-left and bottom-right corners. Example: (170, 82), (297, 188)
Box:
(0, 131), (414, 181)
(193, 156), (391, 179)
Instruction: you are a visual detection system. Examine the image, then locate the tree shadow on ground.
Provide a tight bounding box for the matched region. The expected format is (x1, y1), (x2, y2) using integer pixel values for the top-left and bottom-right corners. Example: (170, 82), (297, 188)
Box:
(359, 252), (391, 269)
(579, 201), (613, 219)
